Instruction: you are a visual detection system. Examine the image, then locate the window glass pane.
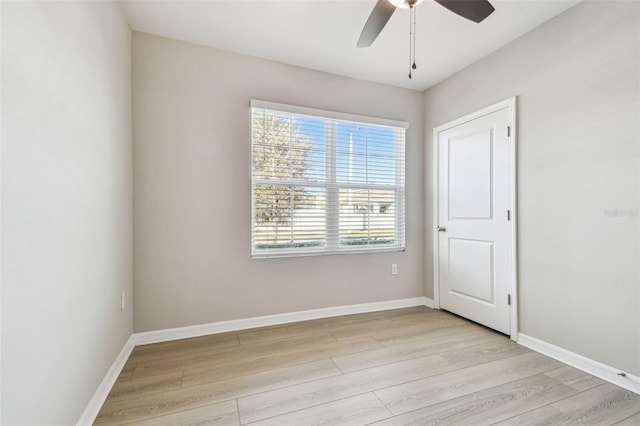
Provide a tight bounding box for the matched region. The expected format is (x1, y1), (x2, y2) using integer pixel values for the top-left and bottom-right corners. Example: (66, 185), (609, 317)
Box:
(336, 123), (367, 157)
(367, 156), (395, 184)
(252, 112), (318, 181)
(336, 153), (367, 184)
(296, 117), (325, 182)
(251, 103), (405, 257)
(339, 188), (396, 246)
(334, 123), (398, 185)
(254, 184), (326, 250)
(335, 123), (360, 184)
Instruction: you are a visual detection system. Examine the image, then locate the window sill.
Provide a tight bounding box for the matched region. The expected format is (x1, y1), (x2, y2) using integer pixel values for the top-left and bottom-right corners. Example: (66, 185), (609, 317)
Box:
(251, 246), (406, 259)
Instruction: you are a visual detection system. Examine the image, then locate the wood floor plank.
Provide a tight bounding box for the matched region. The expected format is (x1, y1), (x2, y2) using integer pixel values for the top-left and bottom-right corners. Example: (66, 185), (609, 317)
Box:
(239, 327), (337, 346)
(245, 393), (392, 426)
(332, 313), (466, 342)
(237, 310), (423, 346)
(543, 365), (604, 392)
(129, 336), (240, 363)
(95, 359), (340, 425)
(494, 383), (640, 426)
(614, 411), (640, 425)
(115, 362), (137, 382)
(134, 332), (340, 379)
(374, 321), (474, 347)
(491, 405), (566, 426)
(237, 354), (455, 424)
(183, 332), (241, 346)
(437, 337), (530, 368)
(129, 333), (240, 363)
(332, 326), (502, 373)
(340, 306), (433, 324)
(328, 319), (409, 341)
(119, 399), (239, 426)
(181, 336), (381, 387)
(369, 372), (581, 426)
(106, 371), (183, 403)
(375, 351), (561, 415)
(342, 310), (441, 330)
(385, 307), (440, 320)
(235, 309), (432, 346)
(549, 383), (640, 424)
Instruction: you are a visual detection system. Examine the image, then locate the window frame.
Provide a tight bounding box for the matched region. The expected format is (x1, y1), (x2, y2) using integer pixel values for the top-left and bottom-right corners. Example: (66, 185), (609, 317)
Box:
(250, 100), (408, 259)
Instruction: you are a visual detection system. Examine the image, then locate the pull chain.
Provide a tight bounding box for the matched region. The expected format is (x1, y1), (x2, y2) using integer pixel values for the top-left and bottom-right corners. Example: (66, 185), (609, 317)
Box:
(408, 6), (417, 79)
(412, 6), (417, 70)
(408, 6), (413, 79)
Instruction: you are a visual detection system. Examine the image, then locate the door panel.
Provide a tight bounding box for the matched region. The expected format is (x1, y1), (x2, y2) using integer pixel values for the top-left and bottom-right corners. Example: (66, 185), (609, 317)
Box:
(437, 108), (511, 335)
(449, 130), (493, 220)
(448, 238), (494, 304)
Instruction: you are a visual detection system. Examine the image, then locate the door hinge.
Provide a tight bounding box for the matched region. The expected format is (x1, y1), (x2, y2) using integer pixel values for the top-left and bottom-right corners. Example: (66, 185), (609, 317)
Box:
(507, 126), (511, 137)
(507, 210), (511, 221)
(507, 294), (512, 305)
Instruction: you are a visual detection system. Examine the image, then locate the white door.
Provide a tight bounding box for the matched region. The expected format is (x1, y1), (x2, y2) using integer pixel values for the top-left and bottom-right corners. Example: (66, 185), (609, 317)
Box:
(436, 105), (514, 335)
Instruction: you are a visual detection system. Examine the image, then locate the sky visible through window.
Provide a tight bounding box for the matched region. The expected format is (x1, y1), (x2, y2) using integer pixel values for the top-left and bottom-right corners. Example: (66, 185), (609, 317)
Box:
(295, 116), (397, 185)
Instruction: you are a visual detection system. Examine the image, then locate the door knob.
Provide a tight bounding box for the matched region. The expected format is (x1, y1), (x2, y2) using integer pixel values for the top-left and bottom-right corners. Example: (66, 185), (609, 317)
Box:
(437, 226), (446, 232)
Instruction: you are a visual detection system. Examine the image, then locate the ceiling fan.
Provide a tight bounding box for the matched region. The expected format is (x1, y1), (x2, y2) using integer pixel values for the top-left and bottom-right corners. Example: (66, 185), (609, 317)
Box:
(358, 0), (495, 78)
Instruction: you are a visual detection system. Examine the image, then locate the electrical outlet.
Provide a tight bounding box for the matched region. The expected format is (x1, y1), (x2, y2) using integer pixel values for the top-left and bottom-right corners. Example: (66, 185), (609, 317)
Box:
(121, 291), (126, 311)
(391, 264), (398, 275)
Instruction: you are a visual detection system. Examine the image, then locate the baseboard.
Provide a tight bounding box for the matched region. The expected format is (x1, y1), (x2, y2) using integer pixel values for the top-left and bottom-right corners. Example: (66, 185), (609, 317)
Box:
(518, 333), (640, 395)
(133, 296), (434, 346)
(76, 335), (135, 426)
(77, 296), (434, 424)
(423, 297), (435, 309)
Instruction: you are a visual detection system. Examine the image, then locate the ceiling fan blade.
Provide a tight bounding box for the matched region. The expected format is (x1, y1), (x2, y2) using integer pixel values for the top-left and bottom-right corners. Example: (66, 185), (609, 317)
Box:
(357, 0), (397, 48)
(434, 0), (495, 23)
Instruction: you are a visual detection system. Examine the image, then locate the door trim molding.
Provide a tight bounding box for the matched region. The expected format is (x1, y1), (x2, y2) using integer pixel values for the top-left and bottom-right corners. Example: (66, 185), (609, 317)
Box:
(431, 96), (518, 340)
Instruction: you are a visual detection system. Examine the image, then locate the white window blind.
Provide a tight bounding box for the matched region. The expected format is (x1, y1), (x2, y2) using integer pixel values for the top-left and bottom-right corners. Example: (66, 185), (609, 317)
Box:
(251, 100), (407, 258)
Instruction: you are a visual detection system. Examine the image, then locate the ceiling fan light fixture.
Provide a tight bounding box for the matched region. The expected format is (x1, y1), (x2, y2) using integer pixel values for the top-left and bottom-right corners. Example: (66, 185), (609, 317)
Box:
(388, 0), (425, 9)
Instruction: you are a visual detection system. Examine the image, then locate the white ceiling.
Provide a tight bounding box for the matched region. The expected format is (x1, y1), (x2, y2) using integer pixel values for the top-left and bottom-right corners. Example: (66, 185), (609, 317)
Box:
(122, 0), (581, 91)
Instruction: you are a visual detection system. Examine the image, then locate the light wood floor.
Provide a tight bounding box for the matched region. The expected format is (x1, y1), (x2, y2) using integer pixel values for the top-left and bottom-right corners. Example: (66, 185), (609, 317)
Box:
(95, 307), (640, 425)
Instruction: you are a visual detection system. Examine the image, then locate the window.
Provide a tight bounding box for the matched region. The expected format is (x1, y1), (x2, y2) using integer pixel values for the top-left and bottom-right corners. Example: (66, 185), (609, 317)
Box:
(251, 100), (406, 258)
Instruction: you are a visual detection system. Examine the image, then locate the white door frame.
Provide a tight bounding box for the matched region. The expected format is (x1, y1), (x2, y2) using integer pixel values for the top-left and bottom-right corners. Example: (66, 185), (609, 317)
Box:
(431, 96), (518, 341)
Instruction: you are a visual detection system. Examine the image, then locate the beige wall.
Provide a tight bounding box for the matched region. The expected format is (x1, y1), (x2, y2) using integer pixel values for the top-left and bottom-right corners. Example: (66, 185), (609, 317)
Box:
(424, 1), (639, 375)
(3, 4), (635, 423)
(132, 33), (425, 332)
(1, 2), (133, 424)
